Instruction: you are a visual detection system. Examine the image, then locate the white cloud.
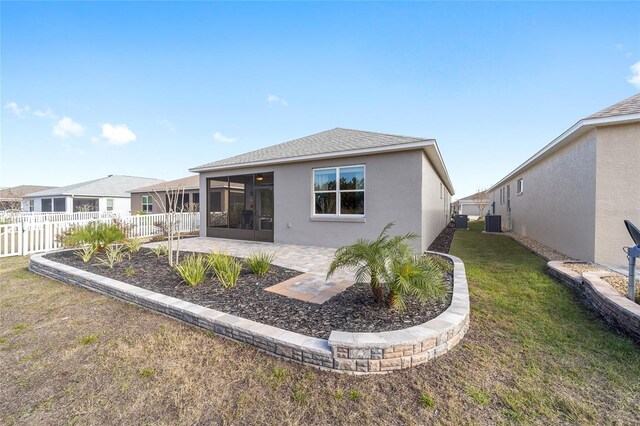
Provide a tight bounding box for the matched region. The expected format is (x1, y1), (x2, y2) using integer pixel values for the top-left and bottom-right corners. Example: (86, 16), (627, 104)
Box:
(33, 108), (58, 119)
(101, 123), (137, 145)
(628, 61), (640, 89)
(5, 102), (30, 117)
(213, 131), (237, 143)
(267, 94), (288, 107)
(52, 116), (85, 138)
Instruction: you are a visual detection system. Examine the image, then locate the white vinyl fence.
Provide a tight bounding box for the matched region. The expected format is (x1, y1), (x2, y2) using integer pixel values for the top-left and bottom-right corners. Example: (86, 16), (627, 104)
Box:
(0, 212), (200, 258)
(0, 210), (131, 224)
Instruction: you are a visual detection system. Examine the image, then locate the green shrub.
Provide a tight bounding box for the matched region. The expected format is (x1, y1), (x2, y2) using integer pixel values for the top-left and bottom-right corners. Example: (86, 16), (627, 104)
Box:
(95, 244), (127, 268)
(347, 389), (363, 401)
(174, 254), (208, 286)
(151, 244), (168, 257)
(63, 221), (125, 252)
(209, 253), (242, 288)
(245, 252), (275, 276)
(383, 255), (447, 310)
(124, 238), (143, 253)
(74, 245), (97, 263)
(125, 267), (135, 277)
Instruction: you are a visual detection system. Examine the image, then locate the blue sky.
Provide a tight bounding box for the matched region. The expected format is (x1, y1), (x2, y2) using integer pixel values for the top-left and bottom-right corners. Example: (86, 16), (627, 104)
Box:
(1, 2), (639, 199)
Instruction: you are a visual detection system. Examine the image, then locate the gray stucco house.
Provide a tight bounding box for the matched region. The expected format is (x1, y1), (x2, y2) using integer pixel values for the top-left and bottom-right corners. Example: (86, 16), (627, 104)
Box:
(24, 175), (164, 213)
(190, 128), (454, 251)
(488, 93), (640, 269)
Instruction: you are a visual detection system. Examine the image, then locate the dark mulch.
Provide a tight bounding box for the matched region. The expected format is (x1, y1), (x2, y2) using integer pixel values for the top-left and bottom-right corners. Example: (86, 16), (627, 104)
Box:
(45, 249), (453, 339)
(428, 223), (456, 254)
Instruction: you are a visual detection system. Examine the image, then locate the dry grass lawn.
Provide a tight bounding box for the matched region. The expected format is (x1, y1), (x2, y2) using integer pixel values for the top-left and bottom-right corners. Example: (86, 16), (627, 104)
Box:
(1, 223), (639, 425)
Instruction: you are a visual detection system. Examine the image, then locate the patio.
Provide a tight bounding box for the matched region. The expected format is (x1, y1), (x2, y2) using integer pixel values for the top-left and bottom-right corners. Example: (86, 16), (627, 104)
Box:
(145, 237), (356, 304)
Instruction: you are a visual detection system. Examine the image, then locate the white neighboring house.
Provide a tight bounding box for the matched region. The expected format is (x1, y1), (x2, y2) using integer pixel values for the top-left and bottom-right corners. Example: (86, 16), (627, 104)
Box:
(452, 192), (489, 220)
(488, 93), (640, 270)
(23, 175), (164, 213)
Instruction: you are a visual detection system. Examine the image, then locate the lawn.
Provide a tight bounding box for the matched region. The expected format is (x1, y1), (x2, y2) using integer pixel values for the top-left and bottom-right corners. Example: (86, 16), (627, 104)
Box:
(1, 222), (639, 425)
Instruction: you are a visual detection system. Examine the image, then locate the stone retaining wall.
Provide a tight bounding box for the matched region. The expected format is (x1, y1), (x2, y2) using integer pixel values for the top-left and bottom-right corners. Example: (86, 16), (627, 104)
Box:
(29, 251), (469, 374)
(547, 261), (640, 343)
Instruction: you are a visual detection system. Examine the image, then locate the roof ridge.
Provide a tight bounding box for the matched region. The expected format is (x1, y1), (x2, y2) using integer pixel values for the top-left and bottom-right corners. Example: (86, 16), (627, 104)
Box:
(334, 127), (432, 142)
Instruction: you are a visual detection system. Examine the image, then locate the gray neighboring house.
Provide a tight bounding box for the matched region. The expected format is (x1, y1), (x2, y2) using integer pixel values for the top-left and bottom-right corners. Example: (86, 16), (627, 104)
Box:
(489, 93), (640, 269)
(0, 185), (56, 211)
(129, 175), (200, 213)
(190, 128), (454, 251)
(452, 191), (489, 219)
(24, 175), (164, 213)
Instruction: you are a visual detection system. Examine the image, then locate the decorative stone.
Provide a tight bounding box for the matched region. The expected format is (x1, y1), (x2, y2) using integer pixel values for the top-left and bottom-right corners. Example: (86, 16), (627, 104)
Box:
(349, 348), (371, 359)
(334, 358), (356, 371)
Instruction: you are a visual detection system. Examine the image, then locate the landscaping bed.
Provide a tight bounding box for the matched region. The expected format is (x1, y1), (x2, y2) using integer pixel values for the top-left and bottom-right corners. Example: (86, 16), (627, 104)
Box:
(44, 249), (453, 339)
(427, 223), (455, 253)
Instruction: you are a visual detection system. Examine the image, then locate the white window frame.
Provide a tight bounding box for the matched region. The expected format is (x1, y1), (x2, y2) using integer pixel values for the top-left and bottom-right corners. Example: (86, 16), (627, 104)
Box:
(29, 199), (35, 212)
(106, 199), (114, 211)
(142, 195), (153, 213)
(517, 178), (524, 195)
(312, 165), (366, 217)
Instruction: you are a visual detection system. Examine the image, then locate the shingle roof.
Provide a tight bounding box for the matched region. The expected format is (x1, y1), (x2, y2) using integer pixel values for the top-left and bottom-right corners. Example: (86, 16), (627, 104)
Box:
(191, 128), (431, 171)
(0, 185), (57, 199)
(586, 92), (640, 119)
(455, 191), (489, 203)
(128, 175), (199, 193)
(25, 175), (164, 198)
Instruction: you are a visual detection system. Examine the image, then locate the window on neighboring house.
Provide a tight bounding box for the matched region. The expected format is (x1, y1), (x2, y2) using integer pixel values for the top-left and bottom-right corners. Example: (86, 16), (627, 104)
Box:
(53, 198), (66, 212)
(28, 200), (34, 212)
(106, 199), (114, 211)
(499, 188), (503, 205)
(506, 185), (511, 211)
(517, 178), (524, 195)
(313, 165), (365, 216)
(42, 198), (52, 212)
(142, 195), (153, 213)
(440, 182), (443, 199)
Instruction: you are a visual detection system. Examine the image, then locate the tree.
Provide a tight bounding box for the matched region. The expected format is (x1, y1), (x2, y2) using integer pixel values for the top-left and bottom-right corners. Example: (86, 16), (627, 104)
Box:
(472, 189), (490, 217)
(153, 185), (186, 266)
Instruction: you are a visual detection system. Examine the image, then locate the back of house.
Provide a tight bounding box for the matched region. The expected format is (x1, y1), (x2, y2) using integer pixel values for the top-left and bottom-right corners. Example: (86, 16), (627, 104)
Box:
(190, 128), (454, 252)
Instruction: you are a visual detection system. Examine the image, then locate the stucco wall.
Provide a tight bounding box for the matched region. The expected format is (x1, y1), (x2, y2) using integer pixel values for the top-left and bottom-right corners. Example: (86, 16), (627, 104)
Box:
(594, 122), (640, 268)
(421, 152), (451, 252)
(490, 129), (598, 261)
(198, 149), (449, 250)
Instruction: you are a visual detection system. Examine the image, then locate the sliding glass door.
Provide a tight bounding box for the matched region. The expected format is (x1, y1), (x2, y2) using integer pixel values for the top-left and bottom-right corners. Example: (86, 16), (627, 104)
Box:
(206, 172), (274, 242)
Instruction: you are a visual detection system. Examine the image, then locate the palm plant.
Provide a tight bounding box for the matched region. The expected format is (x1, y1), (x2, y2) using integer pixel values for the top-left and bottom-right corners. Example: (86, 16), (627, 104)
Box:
(326, 222), (417, 302)
(382, 255), (447, 310)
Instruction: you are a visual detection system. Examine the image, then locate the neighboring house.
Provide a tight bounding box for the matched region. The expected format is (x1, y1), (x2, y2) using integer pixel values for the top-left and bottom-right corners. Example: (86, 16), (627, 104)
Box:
(488, 93), (640, 269)
(452, 191), (489, 219)
(0, 185), (56, 211)
(190, 128), (454, 251)
(129, 175), (201, 213)
(24, 175), (164, 213)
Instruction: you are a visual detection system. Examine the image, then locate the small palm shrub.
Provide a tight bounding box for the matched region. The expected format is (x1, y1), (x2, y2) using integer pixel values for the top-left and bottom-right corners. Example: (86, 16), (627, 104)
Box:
(245, 252), (275, 276)
(95, 244), (127, 268)
(383, 255), (447, 310)
(74, 245), (97, 263)
(174, 254), (208, 286)
(327, 222), (416, 302)
(207, 252), (242, 288)
(63, 221), (125, 252)
(124, 238), (143, 253)
(151, 244), (168, 257)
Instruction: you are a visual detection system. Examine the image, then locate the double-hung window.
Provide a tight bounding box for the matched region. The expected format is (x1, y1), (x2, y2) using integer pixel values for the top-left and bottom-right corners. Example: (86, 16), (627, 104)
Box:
(313, 165), (365, 216)
(106, 199), (114, 211)
(142, 195), (153, 213)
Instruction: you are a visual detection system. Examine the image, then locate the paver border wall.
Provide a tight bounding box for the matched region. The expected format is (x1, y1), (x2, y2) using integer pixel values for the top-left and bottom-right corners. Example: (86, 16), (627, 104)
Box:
(29, 250), (470, 374)
(547, 261), (640, 343)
